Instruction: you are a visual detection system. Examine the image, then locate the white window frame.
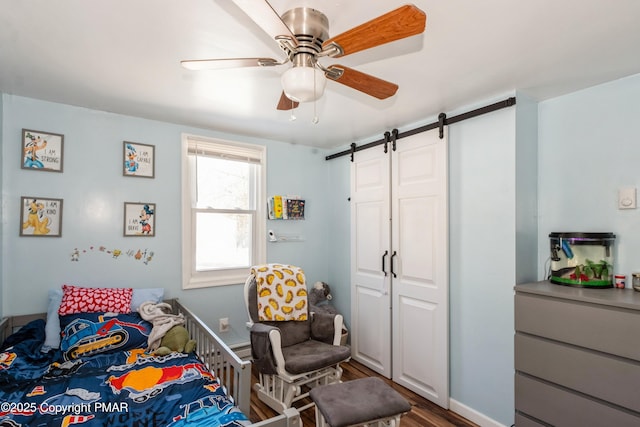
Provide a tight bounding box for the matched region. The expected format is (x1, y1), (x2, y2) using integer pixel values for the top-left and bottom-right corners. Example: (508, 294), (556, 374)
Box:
(181, 133), (266, 289)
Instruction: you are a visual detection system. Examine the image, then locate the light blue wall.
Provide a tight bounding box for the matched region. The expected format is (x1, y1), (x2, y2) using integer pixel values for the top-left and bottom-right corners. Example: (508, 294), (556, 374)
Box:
(447, 94), (538, 426)
(448, 98), (518, 426)
(0, 94), (332, 346)
(325, 153), (352, 328)
(516, 93), (539, 284)
(264, 143), (331, 283)
(537, 73), (640, 279)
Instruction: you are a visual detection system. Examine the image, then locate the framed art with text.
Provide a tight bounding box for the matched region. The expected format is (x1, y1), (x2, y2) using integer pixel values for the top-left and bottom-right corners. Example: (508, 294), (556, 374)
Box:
(21, 129), (64, 172)
(124, 202), (156, 236)
(19, 196), (63, 237)
(123, 141), (155, 178)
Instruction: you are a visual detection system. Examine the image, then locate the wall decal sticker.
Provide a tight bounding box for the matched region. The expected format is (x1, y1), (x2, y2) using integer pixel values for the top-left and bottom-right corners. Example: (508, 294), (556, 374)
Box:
(70, 245), (155, 265)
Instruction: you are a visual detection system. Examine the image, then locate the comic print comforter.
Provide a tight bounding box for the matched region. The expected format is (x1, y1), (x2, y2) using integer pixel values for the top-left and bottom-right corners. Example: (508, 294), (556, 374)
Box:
(0, 319), (251, 427)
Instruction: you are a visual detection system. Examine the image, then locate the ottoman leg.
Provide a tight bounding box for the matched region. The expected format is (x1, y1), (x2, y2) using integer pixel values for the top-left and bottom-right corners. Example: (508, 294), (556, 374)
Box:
(366, 414), (403, 426)
(315, 413), (403, 427)
(315, 406), (329, 427)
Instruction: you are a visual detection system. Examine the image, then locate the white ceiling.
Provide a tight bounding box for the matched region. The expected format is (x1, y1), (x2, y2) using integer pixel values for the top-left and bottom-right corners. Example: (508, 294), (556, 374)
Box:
(1, 0), (639, 149)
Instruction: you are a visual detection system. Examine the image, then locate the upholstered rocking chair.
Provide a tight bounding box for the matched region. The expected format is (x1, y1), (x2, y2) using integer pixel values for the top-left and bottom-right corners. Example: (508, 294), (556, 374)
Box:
(244, 265), (351, 414)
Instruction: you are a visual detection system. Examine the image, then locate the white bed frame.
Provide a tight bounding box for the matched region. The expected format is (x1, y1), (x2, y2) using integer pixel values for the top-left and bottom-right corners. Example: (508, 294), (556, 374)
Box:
(0, 299), (301, 427)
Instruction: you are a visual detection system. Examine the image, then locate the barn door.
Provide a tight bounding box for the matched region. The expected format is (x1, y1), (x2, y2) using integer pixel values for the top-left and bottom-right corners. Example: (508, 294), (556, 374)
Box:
(391, 129), (449, 408)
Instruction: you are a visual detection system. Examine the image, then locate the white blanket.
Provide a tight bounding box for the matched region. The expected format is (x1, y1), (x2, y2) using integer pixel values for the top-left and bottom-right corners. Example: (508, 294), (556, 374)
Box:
(138, 301), (185, 350)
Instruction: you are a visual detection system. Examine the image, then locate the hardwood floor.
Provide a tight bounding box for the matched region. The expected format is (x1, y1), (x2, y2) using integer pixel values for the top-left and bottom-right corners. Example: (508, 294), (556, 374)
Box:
(248, 359), (479, 427)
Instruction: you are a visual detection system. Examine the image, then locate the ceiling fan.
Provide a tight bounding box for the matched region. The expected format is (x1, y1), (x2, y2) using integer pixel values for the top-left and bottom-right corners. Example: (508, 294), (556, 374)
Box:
(181, 1), (426, 110)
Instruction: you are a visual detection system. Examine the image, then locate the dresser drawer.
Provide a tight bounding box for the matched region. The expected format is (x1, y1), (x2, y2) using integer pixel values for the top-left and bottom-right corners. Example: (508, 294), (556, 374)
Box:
(515, 373), (640, 427)
(515, 413), (546, 427)
(515, 293), (640, 361)
(515, 333), (640, 412)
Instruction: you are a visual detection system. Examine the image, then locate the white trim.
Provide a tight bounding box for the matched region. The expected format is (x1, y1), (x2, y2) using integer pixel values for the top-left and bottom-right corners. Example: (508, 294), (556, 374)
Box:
(181, 136), (191, 289)
(184, 268), (252, 289)
(449, 398), (509, 427)
(181, 133), (266, 289)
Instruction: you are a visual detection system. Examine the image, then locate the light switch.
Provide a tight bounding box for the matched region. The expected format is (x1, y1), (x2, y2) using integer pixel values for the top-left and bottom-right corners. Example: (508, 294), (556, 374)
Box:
(618, 187), (637, 209)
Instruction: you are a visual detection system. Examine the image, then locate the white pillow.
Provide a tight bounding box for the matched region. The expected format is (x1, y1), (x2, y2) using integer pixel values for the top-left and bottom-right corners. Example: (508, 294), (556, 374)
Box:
(41, 287), (164, 351)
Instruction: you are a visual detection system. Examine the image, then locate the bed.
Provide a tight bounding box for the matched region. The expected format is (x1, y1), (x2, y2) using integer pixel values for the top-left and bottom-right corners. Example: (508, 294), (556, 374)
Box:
(0, 289), (301, 427)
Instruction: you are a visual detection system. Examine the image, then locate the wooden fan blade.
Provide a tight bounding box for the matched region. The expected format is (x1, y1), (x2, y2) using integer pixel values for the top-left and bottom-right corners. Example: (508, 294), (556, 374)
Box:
(231, 0), (298, 48)
(277, 92), (299, 110)
(181, 58), (280, 71)
(322, 5), (426, 58)
(326, 65), (398, 99)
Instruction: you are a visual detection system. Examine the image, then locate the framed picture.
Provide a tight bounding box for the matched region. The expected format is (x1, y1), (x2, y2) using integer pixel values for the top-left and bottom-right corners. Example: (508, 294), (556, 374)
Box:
(21, 129), (64, 172)
(124, 202), (156, 236)
(123, 141), (155, 178)
(19, 197), (63, 237)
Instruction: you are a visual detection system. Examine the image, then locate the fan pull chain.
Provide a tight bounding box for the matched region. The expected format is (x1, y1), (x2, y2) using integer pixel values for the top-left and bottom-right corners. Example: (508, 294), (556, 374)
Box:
(313, 99), (319, 124)
(289, 98), (296, 121)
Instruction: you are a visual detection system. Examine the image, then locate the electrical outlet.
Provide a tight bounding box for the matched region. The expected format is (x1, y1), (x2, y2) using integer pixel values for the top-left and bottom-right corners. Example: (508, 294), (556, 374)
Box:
(219, 317), (229, 333)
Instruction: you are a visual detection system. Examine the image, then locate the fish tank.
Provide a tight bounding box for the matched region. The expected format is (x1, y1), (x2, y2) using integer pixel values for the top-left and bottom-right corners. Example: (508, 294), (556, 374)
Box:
(549, 232), (615, 288)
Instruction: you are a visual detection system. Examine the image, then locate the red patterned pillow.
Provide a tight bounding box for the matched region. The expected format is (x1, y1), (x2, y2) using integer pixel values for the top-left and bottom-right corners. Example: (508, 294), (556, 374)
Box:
(58, 284), (133, 315)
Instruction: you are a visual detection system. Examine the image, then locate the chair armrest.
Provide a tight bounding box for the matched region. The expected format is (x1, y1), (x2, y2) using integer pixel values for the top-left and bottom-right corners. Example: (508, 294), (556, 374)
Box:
(251, 322), (279, 335)
(332, 314), (344, 346)
(310, 312), (344, 345)
(250, 323), (280, 375)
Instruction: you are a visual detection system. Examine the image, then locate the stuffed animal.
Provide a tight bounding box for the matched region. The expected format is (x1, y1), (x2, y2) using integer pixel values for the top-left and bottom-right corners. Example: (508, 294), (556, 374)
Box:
(153, 325), (197, 356)
(308, 281), (338, 315)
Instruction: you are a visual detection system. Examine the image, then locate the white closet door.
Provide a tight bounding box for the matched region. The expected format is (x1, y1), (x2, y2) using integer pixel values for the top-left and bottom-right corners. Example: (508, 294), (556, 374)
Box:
(350, 146), (392, 377)
(391, 128), (449, 407)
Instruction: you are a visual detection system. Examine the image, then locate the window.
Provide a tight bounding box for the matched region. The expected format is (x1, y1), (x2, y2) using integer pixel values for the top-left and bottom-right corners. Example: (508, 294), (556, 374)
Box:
(182, 134), (266, 288)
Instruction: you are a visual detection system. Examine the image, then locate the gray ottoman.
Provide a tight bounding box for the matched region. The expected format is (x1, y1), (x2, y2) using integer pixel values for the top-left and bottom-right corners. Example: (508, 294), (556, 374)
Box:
(309, 377), (412, 427)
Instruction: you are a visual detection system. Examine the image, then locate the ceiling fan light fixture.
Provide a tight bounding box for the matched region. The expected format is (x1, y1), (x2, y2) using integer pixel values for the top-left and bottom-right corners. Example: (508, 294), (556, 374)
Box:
(182, 5), (426, 110)
(281, 66), (326, 103)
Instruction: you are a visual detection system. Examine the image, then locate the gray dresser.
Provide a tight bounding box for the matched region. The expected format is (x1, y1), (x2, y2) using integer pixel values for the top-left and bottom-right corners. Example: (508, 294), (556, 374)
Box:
(514, 281), (640, 426)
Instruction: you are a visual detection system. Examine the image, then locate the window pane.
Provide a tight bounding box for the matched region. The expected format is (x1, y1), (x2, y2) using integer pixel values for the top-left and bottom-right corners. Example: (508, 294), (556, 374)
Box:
(195, 212), (252, 271)
(195, 156), (255, 210)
